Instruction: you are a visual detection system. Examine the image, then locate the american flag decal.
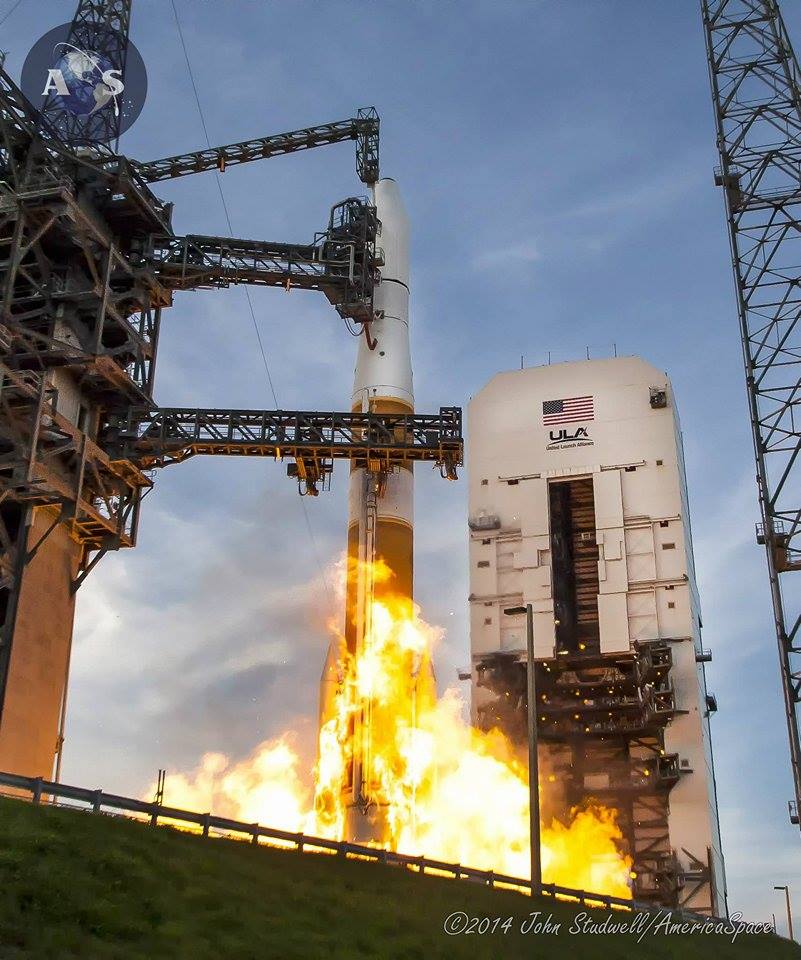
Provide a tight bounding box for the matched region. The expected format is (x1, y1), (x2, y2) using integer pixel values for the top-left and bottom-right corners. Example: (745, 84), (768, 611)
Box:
(542, 395), (594, 426)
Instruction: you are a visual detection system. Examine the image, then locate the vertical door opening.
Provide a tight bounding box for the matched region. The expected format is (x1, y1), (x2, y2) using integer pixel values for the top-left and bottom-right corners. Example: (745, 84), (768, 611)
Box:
(548, 477), (600, 654)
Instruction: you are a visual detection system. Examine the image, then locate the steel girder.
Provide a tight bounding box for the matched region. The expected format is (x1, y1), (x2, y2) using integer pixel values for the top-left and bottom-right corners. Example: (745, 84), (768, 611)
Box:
(104, 405), (463, 495)
(132, 107), (380, 185)
(702, 0), (801, 827)
(0, 178), (166, 402)
(0, 364), (150, 546)
(0, 65), (82, 181)
(0, 50), (165, 694)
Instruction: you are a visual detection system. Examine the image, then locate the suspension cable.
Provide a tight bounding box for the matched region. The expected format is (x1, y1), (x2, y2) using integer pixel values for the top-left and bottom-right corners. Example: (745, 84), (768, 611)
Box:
(170, 0), (334, 601)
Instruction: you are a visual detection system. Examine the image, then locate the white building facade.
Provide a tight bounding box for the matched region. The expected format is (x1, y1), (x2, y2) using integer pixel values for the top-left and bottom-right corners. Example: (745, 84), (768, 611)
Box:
(468, 356), (725, 915)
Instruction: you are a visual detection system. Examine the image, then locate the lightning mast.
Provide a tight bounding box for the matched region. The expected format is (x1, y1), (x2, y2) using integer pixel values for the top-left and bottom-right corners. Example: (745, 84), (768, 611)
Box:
(702, 0), (801, 828)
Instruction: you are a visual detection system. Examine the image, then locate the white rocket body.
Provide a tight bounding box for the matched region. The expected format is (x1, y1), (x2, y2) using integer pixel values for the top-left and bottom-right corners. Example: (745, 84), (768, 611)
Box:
(318, 179), (416, 842)
(352, 179), (413, 413)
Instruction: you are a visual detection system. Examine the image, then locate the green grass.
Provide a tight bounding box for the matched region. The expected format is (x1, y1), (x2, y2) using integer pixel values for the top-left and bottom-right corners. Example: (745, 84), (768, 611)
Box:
(0, 796), (797, 960)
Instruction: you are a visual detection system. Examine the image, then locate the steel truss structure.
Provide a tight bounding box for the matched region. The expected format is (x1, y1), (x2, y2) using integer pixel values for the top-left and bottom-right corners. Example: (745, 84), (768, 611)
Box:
(702, 0), (801, 826)
(474, 642), (713, 910)
(147, 194), (379, 323)
(131, 108), (380, 185)
(106, 405), (462, 492)
(0, 0), (462, 772)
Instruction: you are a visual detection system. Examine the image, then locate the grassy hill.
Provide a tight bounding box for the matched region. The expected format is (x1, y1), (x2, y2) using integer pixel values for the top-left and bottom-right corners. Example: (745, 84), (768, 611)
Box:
(0, 795), (797, 960)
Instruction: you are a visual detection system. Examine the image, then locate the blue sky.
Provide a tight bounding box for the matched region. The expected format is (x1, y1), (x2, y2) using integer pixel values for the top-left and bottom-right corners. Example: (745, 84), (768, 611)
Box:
(4, 0), (801, 933)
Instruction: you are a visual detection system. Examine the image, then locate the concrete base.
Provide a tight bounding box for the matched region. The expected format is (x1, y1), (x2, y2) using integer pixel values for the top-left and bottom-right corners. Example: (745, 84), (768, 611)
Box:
(0, 507), (79, 779)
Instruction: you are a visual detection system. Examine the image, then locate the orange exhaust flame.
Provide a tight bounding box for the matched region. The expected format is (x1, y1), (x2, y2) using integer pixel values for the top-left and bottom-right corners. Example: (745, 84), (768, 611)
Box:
(147, 558), (632, 900)
(152, 739), (314, 835)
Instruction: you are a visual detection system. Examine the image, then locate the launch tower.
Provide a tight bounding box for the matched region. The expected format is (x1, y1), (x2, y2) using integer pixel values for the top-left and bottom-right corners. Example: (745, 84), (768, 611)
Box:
(0, 1), (462, 783)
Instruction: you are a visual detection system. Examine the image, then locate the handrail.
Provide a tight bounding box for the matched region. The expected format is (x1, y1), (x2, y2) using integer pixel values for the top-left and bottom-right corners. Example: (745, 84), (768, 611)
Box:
(0, 770), (713, 921)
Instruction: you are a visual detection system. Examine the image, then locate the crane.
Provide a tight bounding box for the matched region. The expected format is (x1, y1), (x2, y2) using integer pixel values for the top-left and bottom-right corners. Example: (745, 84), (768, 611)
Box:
(702, 0), (801, 829)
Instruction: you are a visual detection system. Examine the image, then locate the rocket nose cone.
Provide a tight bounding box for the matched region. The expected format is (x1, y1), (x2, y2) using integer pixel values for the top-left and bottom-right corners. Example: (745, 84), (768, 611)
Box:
(374, 178), (408, 226)
(373, 179), (409, 288)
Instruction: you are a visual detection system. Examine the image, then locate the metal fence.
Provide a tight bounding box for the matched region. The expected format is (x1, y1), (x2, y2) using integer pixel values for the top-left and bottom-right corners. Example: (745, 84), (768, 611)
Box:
(0, 770), (707, 921)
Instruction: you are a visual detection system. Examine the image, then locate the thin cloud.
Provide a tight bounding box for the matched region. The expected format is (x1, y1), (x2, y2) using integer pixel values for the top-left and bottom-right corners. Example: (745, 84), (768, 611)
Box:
(472, 240), (541, 270)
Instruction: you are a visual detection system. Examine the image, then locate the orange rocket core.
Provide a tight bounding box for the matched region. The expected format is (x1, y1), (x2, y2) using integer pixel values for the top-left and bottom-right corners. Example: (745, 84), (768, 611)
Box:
(345, 396), (414, 656)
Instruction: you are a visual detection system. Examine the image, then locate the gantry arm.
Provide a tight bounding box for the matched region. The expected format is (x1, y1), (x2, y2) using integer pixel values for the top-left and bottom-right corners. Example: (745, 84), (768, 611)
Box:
(132, 108), (380, 185)
(145, 197), (379, 323)
(104, 405), (463, 495)
(150, 234), (329, 288)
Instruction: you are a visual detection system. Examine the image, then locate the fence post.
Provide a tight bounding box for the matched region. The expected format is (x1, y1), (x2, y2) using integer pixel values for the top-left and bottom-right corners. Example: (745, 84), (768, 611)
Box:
(251, 824), (259, 845)
(91, 790), (102, 814)
(487, 870), (495, 889)
(31, 778), (42, 804)
(296, 833), (304, 853)
(202, 813), (210, 838)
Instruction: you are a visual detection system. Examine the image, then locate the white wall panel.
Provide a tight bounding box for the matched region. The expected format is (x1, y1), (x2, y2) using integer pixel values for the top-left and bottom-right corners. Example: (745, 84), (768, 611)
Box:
(520, 478), (550, 537)
(627, 590), (659, 641)
(625, 526), (657, 583)
(533, 610), (556, 658)
(593, 469), (623, 529)
(598, 593), (630, 653)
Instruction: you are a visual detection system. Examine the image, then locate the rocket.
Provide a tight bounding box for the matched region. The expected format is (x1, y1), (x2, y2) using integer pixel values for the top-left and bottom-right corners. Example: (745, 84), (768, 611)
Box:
(347, 177), (414, 616)
(318, 178), (414, 841)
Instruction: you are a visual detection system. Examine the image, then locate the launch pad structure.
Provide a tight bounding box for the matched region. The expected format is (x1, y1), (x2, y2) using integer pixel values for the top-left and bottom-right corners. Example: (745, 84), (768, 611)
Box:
(0, 1), (462, 784)
(1, 0), (801, 922)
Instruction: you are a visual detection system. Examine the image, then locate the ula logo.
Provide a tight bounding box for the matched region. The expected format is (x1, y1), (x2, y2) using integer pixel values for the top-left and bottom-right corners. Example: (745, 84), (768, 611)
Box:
(546, 426), (594, 451)
(20, 23), (147, 145)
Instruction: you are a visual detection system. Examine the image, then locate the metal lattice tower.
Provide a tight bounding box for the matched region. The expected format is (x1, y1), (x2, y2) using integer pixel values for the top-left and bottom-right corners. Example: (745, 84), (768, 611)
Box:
(39, 0), (133, 148)
(702, 0), (801, 827)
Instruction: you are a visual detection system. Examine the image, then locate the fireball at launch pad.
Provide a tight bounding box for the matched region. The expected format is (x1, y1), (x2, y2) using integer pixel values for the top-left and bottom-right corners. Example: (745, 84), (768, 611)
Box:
(160, 554), (635, 900)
